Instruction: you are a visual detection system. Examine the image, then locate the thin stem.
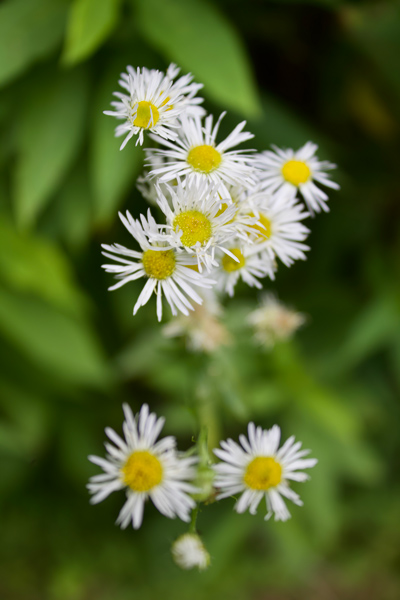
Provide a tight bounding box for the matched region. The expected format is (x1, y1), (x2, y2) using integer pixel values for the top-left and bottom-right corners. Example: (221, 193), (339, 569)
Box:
(189, 504), (199, 534)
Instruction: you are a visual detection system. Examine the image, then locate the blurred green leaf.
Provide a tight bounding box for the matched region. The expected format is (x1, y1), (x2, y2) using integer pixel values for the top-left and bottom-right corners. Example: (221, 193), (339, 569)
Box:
(44, 165), (93, 251)
(0, 216), (87, 316)
(0, 286), (111, 388)
(0, 378), (51, 458)
(62, 0), (121, 66)
(14, 68), (90, 228)
(272, 344), (361, 440)
(0, 0), (67, 88)
(345, 3), (400, 100)
(90, 63), (143, 227)
(331, 295), (400, 374)
(134, 0), (261, 117)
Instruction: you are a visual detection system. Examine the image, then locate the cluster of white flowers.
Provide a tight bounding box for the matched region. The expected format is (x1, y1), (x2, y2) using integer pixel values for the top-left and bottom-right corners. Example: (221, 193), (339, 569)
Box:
(88, 404), (317, 567)
(92, 63), (337, 569)
(102, 63), (339, 322)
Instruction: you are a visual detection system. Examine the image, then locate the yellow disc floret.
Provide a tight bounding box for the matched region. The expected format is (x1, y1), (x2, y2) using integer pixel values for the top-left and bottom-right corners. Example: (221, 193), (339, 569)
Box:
(187, 145), (222, 173)
(133, 101), (160, 129)
(244, 456), (282, 490)
(122, 450), (163, 492)
(250, 212), (272, 239)
(281, 160), (311, 186)
(142, 249), (176, 279)
(222, 248), (245, 272)
(173, 211), (212, 247)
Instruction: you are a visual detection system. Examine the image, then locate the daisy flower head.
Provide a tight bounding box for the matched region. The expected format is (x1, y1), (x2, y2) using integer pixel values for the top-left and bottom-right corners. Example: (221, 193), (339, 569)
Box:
(215, 245), (277, 297)
(213, 423), (317, 522)
(101, 209), (215, 321)
(156, 178), (244, 272)
(171, 533), (211, 571)
(243, 188), (310, 267)
(254, 142), (339, 214)
(247, 293), (306, 347)
(147, 112), (256, 196)
(104, 64), (204, 148)
(87, 404), (198, 529)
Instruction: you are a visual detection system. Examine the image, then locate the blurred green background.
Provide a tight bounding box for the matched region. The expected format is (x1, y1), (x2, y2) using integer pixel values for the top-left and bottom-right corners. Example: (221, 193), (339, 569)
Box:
(1, 0), (400, 598)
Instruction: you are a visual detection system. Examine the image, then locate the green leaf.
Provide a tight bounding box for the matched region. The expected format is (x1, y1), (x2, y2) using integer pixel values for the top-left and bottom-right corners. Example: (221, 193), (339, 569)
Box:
(0, 378), (51, 458)
(134, 0), (261, 117)
(62, 0), (121, 66)
(331, 295), (400, 374)
(43, 165), (93, 251)
(0, 286), (111, 388)
(0, 216), (87, 316)
(90, 62), (143, 227)
(14, 68), (90, 228)
(0, 0), (67, 88)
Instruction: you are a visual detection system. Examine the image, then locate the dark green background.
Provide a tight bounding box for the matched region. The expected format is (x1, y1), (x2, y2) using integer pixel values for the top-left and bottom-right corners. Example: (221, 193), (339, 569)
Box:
(1, 0), (399, 598)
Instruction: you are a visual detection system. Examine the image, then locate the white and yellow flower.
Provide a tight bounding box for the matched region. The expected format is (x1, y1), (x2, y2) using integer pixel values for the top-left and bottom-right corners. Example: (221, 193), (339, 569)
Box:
(147, 112), (255, 195)
(104, 64), (204, 148)
(156, 179), (244, 272)
(215, 246), (276, 297)
(254, 142), (339, 214)
(243, 189), (310, 267)
(213, 423), (317, 521)
(101, 210), (215, 320)
(88, 404), (198, 529)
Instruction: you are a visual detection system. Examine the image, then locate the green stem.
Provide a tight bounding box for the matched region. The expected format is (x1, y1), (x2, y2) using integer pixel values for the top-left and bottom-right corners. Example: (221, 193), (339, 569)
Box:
(189, 504), (199, 534)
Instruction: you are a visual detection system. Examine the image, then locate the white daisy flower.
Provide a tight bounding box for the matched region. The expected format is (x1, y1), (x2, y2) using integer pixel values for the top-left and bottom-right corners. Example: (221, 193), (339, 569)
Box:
(156, 178), (245, 272)
(254, 142), (340, 214)
(87, 404), (198, 529)
(104, 64), (204, 148)
(243, 189), (310, 267)
(213, 423), (317, 522)
(215, 245), (277, 297)
(146, 112), (256, 196)
(101, 210), (215, 321)
(171, 533), (210, 571)
(247, 293), (306, 347)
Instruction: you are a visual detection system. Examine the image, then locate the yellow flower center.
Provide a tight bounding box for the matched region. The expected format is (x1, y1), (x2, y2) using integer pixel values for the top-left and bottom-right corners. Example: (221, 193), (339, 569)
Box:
(142, 249), (176, 279)
(133, 101), (160, 129)
(244, 456), (282, 490)
(173, 210), (212, 247)
(187, 145), (222, 173)
(281, 160), (311, 186)
(250, 212), (272, 239)
(222, 248), (245, 272)
(122, 450), (163, 492)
